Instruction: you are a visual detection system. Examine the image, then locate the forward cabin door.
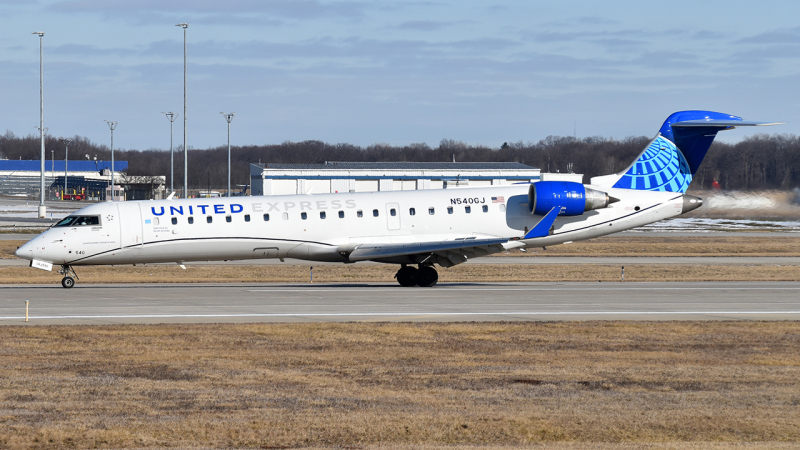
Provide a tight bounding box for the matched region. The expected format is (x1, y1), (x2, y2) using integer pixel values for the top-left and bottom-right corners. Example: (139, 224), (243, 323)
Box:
(117, 202), (143, 249)
(386, 202), (400, 231)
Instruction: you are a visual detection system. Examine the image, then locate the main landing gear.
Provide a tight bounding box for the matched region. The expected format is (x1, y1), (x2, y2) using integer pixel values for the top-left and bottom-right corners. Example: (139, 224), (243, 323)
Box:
(58, 265), (79, 289)
(395, 264), (438, 287)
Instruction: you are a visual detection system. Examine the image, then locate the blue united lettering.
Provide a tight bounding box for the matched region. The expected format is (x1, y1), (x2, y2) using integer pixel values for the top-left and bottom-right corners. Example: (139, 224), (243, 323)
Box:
(214, 205), (225, 214)
(170, 206), (183, 215)
(230, 204), (243, 213)
(152, 206), (165, 216)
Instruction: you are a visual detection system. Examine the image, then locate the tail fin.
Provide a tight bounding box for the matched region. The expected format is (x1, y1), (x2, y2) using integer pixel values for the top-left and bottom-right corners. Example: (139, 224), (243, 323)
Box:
(591, 110), (782, 193)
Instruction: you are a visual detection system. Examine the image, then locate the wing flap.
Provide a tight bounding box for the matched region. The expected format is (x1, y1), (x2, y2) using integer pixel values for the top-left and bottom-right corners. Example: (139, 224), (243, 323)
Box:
(346, 237), (508, 262)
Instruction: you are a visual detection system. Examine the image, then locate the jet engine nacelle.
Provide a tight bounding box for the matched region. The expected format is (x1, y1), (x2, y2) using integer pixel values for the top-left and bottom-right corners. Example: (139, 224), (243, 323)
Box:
(528, 181), (615, 216)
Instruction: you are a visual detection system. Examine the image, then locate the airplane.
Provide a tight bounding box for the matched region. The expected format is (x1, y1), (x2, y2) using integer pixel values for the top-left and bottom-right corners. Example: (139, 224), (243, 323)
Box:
(15, 110), (781, 288)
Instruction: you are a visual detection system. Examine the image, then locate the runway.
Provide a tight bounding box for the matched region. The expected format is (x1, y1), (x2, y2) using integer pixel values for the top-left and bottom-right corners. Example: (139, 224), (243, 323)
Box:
(1, 281), (798, 324)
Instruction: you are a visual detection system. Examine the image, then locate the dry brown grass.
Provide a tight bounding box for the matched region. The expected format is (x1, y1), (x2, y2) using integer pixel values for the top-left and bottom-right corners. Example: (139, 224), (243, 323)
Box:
(0, 322), (799, 449)
(1, 262), (800, 285)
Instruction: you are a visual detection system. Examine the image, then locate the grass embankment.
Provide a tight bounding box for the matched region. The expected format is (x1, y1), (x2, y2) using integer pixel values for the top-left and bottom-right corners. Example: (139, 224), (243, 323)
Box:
(1, 322), (798, 449)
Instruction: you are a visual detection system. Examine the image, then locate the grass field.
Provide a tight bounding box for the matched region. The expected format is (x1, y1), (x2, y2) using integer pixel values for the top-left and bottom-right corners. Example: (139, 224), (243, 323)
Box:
(1, 322), (799, 449)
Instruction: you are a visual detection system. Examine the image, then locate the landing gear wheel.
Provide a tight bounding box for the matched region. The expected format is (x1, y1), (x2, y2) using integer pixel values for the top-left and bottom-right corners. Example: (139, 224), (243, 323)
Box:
(416, 266), (438, 287)
(395, 265), (419, 287)
(61, 277), (75, 289)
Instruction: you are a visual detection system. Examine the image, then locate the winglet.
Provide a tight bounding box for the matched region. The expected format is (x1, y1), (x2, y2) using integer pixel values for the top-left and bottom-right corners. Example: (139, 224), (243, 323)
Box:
(524, 207), (560, 239)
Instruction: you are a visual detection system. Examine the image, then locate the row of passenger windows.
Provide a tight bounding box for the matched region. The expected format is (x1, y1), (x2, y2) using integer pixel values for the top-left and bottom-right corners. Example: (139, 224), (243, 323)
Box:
(159, 204), (498, 225)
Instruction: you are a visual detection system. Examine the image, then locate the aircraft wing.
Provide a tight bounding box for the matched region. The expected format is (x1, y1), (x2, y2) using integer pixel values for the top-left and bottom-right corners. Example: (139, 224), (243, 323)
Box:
(344, 237), (509, 264)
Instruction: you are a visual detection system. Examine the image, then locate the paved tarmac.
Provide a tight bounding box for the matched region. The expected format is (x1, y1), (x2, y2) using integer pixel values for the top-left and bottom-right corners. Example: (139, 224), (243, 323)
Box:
(1, 281), (798, 325)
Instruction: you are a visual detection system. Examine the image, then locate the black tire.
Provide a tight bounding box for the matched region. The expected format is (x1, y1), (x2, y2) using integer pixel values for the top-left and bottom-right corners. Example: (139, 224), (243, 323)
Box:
(395, 266), (418, 287)
(416, 266), (438, 287)
(61, 277), (75, 289)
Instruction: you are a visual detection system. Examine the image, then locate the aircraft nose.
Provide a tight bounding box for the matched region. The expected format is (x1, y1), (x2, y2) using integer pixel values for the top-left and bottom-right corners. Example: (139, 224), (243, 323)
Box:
(15, 241), (32, 260)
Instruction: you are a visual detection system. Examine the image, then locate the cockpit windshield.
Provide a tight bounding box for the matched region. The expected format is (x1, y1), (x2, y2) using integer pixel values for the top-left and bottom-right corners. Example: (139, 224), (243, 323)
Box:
(54, 216), (101, 227)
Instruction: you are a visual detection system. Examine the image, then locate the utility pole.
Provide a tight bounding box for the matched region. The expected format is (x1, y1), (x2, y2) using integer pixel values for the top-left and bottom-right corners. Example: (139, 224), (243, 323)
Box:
(220, 112), (235, 197)
(162, 112), (177, 194)
(32, 31), (46, 217)
(104, 121), (117, 201)
(59, 138), (72, 197)
(176, 23), (189, 198)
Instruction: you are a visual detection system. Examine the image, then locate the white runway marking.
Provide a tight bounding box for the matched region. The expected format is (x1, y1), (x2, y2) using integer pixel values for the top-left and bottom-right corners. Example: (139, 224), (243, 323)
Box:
(3, 311), (800, 320)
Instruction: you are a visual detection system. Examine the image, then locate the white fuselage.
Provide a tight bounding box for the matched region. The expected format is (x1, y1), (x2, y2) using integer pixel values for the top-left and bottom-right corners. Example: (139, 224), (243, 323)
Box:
(16, 184), (685, 266)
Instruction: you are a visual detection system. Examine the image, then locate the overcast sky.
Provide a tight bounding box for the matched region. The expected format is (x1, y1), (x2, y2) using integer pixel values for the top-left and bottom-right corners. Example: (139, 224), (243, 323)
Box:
(2, 0), (799, 151)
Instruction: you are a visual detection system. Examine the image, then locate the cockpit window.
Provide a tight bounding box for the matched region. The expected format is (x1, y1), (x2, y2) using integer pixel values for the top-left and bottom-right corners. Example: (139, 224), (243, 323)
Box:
(54, 216), (100, 227)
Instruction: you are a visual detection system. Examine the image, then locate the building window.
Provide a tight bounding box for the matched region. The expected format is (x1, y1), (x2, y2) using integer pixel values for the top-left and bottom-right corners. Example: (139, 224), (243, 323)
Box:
(244, 214), (250, 222)
(282, 212), (288, 220)
(320, 211), (326, 219)
(465, 206), (471, 213)
(301, 212), (307, 220)
(428, 207), (435, 215)
(263, 213), (270, 221)
(357, 210), (363, 218)
(188, 217), (194, 224)
(390, 208), (396, 216)
(226, 215), (232, 223)
(207, 216), (213, 223)
(447, 206), (453, 214)
(409, 208), (415, 216)
(373, 209), (379, 217)
(338, 210), (344, 218)
(171, 217), (177, 225)
(482, 205), (488, 213)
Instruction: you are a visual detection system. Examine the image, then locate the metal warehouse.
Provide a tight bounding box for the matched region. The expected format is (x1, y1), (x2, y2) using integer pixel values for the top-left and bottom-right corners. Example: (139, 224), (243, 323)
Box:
(250, 162), (581, 196)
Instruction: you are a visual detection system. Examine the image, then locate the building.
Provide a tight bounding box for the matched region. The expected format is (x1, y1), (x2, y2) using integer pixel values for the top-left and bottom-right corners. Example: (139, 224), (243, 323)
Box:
(250, 162), (580, 196)
(0, 159), (165, 200)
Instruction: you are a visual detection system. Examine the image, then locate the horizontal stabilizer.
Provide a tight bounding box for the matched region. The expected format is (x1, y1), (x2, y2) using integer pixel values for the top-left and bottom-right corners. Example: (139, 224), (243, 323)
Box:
(673, 120), (784, 128)
(524, 206), (560, 239)
(347, 237), (508, 261)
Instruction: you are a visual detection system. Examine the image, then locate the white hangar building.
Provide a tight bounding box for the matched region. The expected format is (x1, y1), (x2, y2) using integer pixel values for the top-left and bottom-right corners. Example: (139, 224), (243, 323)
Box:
(250, 161), (582, 196)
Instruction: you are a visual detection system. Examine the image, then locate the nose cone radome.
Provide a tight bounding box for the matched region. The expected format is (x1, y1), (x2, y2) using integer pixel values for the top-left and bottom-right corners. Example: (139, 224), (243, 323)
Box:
(15, 241), (32, 260)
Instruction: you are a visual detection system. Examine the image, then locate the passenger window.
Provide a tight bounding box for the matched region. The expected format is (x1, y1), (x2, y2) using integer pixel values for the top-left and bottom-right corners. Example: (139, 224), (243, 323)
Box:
(390, 208), (396, 217)
(188, 217), (194, 224)
(500, 204), (506, 212)
(409, 208), (415, 216)
(263, 213), (270, 221)
(428, 207), (434, 215)
(171, 217), (177, 225)
(301, 212), (307, 220)
(447, 206), (453, 214)
(282, 212), (288, 220)
(482, 205), (488, 213)
(465, 206), (471, 213)
(153, 218), (160, 225)
(244, 214), (250, 222)
(207, 216), (212, 223)
(338, 210), (344, 218)
(373, 209), (379, 217)
(226, 215), (232, 223)
(357, 210), (363, 218)
(320, 211), (326, 219)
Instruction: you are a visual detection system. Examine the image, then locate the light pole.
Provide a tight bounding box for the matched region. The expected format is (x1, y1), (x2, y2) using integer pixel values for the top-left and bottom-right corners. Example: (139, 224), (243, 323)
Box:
(162, 112), (177, 194)
(176, 23), (188, 198)
(59, 138), (72, 198)
(104, 120), (117, 201)
(32, 31), (46, 217)
(220, 112), (235, 197)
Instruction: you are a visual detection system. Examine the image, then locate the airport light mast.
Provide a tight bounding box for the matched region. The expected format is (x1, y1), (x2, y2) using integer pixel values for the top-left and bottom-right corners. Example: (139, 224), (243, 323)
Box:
(220, 112), (235, 197)
(59, 138), (72, 197)
(104, 120), (117, 201)
(162, 112), (177, 194)
(33, 31), (46, 217)
(176, 23), (189, 198)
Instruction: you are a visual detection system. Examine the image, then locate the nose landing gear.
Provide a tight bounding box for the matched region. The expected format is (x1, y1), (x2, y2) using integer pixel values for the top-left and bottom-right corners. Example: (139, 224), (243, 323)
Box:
(58, 265), (79, 289)
(394, 264), (438, 287)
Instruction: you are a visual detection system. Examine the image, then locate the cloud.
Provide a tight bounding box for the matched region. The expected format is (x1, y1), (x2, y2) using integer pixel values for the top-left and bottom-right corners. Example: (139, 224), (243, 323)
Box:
(738, 27), (800, 45)
(396, 20), (450, 31)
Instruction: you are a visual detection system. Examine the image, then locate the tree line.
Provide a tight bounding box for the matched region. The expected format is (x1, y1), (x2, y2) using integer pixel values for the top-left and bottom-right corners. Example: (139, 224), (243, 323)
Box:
(1, 130), (798, 191)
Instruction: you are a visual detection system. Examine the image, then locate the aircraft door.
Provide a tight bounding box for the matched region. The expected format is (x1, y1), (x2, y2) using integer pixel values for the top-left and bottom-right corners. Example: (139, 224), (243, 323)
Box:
(386, 202), (400, 230)
(117, 202), (143, 249)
